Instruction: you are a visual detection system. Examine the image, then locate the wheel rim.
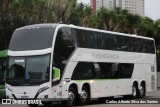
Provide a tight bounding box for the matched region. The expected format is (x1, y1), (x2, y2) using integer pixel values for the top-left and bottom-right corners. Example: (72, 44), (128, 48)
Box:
(68, 91), (75, 104)
(132, 86), (137, 97)
(81, 90), (88, 103)
(140, 86), (144, 96)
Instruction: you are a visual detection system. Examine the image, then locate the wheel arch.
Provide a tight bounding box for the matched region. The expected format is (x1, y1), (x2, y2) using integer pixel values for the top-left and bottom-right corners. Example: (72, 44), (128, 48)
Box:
(69, 83), (79, 95)
(132, 81), (139, 88)
(140, 80), (146, 90)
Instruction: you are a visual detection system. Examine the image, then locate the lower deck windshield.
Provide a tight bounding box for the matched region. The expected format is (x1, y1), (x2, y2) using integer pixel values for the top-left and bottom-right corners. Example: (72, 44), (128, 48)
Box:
(6, 54), (50, 86)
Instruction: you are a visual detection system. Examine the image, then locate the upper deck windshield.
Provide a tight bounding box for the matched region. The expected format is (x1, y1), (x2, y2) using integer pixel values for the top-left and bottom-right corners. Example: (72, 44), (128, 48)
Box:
(9, 27), (55, 51)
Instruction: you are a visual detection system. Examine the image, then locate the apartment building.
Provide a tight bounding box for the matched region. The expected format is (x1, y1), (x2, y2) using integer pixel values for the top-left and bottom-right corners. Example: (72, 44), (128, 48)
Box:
(90, 0), (145, 16)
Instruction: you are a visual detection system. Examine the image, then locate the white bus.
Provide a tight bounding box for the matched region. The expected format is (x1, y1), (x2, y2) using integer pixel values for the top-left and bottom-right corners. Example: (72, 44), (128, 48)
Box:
(6, 24), (157, 106)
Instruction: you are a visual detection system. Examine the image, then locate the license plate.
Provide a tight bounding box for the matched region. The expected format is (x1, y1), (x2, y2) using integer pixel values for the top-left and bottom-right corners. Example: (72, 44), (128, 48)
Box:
(21, 96), (29, 99)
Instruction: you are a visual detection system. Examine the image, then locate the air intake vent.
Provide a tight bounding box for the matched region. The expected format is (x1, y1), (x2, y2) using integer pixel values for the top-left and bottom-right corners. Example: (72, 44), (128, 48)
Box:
(151, 75), (155, 90)
(151, 66), (155, 72)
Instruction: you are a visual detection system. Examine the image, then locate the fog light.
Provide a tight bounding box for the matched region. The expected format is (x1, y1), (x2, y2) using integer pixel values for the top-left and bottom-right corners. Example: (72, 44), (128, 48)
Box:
(44, 95), (48, 99)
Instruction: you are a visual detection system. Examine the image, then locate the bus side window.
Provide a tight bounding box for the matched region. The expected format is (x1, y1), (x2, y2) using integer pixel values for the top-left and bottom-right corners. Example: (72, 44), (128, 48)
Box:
(71, 62), (96, 80)
(76, 29), (88, 48)
(93, 63), (102, 79)
(53, 27), (75, 79)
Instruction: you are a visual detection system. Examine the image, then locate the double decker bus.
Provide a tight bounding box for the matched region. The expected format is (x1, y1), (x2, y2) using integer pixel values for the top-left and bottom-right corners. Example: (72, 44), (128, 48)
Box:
(0, 50), (7, 98)
(6, 24), (156, 106)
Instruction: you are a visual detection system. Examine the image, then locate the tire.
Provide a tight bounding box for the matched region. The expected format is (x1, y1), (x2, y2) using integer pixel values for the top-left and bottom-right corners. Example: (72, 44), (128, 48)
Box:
(131, 83), (138, 99)
(138, 83), (146, 98)
(62, 87), (77, 106)
(78, 86), (90, 105)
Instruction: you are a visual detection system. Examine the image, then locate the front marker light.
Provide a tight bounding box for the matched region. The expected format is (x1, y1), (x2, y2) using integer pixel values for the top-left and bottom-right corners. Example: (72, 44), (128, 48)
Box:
(6, 87), (14, 94)
(37, 86), (49, 94)
(34, 86), (49, 99)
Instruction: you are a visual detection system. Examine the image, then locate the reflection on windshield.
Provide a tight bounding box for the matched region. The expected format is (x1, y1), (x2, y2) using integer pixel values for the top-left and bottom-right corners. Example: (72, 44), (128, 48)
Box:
(26, 55), (50, 80)
(8, 57), (25, 80)
(6, 54), (50, 86)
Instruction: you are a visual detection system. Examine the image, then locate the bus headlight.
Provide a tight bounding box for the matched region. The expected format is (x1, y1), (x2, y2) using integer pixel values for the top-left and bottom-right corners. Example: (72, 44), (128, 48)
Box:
(6, 87), (14, 94)
(37, 86), (49, 94)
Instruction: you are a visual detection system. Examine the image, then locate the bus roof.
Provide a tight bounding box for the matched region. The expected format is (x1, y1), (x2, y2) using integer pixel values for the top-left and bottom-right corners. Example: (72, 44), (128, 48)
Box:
(15, 23), (154, 41)
(63, 24), (154, 41)
(16, 23), (59, 31)
(0, 50), (8, 58)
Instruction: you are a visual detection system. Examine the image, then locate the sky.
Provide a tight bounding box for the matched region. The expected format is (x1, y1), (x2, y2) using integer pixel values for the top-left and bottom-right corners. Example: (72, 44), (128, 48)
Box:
(77, 0), (160, 20)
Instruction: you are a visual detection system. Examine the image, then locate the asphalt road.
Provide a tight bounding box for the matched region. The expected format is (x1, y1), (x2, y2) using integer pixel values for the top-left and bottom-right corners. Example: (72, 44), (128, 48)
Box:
(0, 89), (160, 107)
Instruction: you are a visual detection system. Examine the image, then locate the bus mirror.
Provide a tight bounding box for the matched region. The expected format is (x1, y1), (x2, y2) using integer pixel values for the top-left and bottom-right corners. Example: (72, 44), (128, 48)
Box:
(62, 60), (67, 64)
(52, 67), (60, 82)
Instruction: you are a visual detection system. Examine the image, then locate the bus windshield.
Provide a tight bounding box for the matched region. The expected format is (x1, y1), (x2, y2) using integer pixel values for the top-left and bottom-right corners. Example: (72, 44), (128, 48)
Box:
(9, 28), (55, 51)
(6, 54), (50, 86)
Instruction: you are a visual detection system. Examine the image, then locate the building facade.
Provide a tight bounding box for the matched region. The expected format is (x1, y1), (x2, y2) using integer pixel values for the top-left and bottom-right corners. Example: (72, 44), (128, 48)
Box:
(90, 0), (145, 16)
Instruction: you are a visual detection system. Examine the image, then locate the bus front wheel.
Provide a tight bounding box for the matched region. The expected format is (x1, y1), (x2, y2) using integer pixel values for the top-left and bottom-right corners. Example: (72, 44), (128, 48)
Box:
(62, 87), (77, 106)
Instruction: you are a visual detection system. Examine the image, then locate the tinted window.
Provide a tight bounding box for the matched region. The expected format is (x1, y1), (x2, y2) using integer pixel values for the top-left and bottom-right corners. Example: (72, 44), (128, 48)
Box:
(74, 28), (155, 54)
(116, 35), (125, 51)
(118, 63), (134, 78)
(54, 28), (75, 60)
(9, 28), (55, 51)
(103, 33), (117, 50)
(98, 62), (134, 79)
(53, 27), (75, 85)
(76, 29), (88, 47)
(86, 31), (96, 48)
(71, 62), (134, 80)
(71, 62), (96, 80)
(146, 40), (155, 54)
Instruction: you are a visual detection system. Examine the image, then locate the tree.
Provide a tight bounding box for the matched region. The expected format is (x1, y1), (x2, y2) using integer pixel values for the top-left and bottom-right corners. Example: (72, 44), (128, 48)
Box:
(68, 3), (84, 25)
(138, 17), (154, 37)
(126, 13), (142, 34)
(49, 0), (77, 23)
(0, 0), (24, 50)
(96, 7), (110, 30)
